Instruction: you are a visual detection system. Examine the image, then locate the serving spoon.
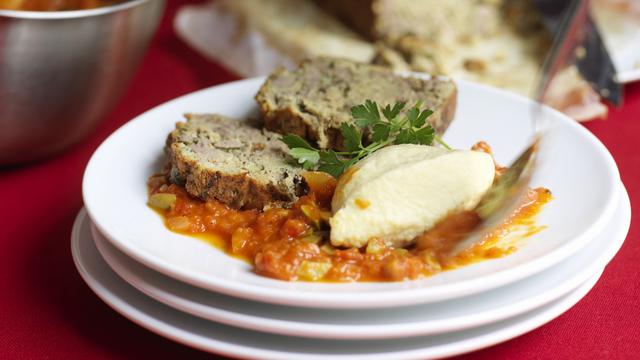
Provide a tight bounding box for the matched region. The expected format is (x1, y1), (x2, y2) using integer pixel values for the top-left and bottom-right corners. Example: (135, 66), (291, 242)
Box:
(445, 0), (592, 256)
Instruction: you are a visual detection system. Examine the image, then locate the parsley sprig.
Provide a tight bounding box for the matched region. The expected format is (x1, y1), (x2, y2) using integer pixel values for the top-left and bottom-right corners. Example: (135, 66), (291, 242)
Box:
(281, 100), (451, 178)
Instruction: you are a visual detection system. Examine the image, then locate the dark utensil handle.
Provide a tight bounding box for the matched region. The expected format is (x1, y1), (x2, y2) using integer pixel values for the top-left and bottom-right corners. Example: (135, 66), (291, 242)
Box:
(576, 15), (623, 105)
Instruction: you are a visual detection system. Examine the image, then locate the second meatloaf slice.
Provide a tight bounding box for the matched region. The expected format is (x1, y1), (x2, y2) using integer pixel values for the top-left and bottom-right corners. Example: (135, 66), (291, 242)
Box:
(166, 114), (308, 210)
(255, 57), (457, 150)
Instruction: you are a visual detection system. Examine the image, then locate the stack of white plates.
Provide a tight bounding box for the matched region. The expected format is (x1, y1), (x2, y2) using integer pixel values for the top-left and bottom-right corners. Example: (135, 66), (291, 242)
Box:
(74, 78), (630, 359)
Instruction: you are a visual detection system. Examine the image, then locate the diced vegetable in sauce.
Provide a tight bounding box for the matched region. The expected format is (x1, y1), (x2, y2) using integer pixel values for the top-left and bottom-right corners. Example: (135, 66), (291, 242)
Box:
(298, 261), (332, 281)
(148, 193), (177, 210)
(148, 145), (552, 283)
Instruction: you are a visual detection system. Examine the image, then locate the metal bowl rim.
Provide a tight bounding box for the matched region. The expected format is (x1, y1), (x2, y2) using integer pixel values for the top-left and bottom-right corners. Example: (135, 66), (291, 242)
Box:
(0, 0), (160, 20)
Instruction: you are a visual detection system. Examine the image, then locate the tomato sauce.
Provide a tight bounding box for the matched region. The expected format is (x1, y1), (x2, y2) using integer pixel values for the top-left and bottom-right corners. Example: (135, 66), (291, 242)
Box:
(148, 169), (552, 283)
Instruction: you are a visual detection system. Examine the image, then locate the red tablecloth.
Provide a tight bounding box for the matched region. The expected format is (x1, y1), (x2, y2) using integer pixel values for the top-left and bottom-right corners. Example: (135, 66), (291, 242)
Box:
(1, 1), (638, 359)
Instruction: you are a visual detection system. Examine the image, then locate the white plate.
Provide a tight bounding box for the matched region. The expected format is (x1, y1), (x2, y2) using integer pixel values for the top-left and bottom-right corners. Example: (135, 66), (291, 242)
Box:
(89, 182), (630, 340)
(72, 214), (604, 360)
(83, 77), (621, 308)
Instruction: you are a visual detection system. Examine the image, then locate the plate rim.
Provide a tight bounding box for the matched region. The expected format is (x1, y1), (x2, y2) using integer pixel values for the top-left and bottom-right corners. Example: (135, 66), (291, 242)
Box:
(82, 77), (622, 309)
(71, 215), (606, 360)
(618, 69), (640, 84)
(89, 181), (630, 339)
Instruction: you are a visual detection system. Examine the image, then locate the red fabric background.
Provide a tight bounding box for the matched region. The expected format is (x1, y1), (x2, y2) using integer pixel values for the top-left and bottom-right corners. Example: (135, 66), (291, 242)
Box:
(0, 1), (638, 358)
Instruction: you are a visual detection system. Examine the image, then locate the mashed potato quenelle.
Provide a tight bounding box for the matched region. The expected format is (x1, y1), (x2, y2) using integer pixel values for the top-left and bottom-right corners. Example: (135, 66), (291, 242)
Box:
(330, 144), (495, 248)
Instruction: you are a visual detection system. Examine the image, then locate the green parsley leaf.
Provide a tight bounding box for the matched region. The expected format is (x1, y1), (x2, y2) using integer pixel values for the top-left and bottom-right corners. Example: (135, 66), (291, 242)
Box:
(382, 102), (406, 121)
(282, 99), (451, 178)
(289, 148), (320, 170)
(414, 109), (433, 128)
(395, 128), (415, 144)
(281, 134), (314, 150)
(405, 106), (420, 128)
(340, 123), (362, 153)
(371, 123), (391, 143)
(414, 125), (436, 145)
(351, 99), (380, 128)
(318, 150), (348, 177)
(319, 150), (342, 164)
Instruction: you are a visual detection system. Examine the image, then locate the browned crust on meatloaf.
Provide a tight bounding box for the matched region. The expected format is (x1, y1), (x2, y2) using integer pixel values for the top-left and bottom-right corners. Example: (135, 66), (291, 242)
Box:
(255, 57), (457, 150)
(166, 114), (308, 210)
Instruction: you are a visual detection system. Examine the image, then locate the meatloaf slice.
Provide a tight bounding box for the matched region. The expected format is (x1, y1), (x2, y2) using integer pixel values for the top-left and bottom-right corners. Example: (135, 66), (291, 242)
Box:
(166, 114), (308, 210)
(255, 57), (457, 150)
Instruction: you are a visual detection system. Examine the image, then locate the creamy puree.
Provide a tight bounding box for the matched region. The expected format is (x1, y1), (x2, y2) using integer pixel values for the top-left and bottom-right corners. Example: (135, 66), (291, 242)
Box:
(330, 144), (495, 248)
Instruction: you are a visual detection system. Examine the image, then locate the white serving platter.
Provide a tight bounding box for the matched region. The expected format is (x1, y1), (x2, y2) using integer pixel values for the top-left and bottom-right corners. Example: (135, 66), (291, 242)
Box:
(72, 213), (606, 360)
(91, 180), (628, 339)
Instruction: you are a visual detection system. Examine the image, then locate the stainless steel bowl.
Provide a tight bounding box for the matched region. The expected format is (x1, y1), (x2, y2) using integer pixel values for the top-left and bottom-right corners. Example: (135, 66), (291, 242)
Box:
(0, 0), (165, 165)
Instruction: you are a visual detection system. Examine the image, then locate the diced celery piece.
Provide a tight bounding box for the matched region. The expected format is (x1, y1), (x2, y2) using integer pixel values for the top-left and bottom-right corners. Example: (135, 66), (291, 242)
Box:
(166, 216), (190, 231)
(366, 239), (386, 254)
(300, 205), (321, 228)
(298, 261), (332, 281)
(148, 193), (176, 210)
(302, 233), (322, 244)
